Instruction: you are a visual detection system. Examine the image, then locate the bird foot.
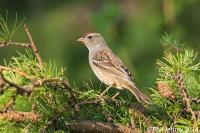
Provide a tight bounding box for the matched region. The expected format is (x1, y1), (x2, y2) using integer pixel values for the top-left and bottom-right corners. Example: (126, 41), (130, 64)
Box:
(97, 86), (112, 99)
(111, 92), (120, 100)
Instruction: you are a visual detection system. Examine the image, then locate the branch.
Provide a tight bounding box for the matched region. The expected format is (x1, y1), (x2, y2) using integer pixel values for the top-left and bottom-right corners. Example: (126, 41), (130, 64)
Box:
(191, 97), (200, 104)
(0, 68), (79, 113)
(175, 70), (196, 121)
(0, 71), (33, 94)
(61, 80), (80, 112)
(23, 78), (71, 94)
(0, 65), (34, 80)
(31, 78), (79, 111)
(0, 68), (32, 94)
(0, 68), (60, 94)
(78, 98), (146, 115)
(0, 111), (39, 122)
(0, 41), (30, 48)
(78, 97), (152, 126)
(0, 71), (66, 94)
(24, 24), (44, 69)
(185, 109), (200, 117)
(194, 111), (200, 117)
(0, 71), (5, 88)
(66, 120), (140, 133)
(39, 112), (61, 133)
(0, 66), (79, 112)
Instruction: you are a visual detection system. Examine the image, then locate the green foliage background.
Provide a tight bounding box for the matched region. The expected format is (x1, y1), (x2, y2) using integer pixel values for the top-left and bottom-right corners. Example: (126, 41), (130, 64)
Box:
(0, 0), (200, 93)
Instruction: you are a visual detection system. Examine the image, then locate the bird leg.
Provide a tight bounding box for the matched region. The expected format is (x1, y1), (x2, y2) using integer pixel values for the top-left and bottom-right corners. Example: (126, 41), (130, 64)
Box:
(111, 92), (120, 100)
(98, 85), (112, 98)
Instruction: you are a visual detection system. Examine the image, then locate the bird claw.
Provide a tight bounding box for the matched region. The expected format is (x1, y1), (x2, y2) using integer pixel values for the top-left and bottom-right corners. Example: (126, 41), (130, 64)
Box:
(111, 92), (120, 100)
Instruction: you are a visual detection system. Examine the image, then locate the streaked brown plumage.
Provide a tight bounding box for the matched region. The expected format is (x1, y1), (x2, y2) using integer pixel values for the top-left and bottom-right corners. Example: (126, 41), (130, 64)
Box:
(77, 32), (151, 104)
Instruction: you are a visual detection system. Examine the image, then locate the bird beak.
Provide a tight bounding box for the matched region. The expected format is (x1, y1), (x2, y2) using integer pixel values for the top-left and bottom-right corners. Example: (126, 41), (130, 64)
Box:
(77, 37), (84, 44)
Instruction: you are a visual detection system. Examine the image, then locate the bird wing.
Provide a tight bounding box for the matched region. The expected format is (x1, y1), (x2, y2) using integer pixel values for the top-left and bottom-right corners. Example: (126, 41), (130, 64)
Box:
(92, 49), (134, 83)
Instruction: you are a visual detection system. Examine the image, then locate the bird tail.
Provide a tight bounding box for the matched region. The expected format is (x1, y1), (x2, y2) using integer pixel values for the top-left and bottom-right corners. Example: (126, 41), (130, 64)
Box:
(126, 84), (151, 104)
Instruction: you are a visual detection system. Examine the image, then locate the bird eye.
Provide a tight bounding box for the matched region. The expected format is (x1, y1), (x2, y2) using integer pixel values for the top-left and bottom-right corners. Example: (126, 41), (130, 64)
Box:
(88, 36), (92, 39)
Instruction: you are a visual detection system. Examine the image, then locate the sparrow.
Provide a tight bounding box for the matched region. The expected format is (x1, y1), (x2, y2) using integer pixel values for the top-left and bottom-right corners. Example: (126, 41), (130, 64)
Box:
(77, 32), (151, 104)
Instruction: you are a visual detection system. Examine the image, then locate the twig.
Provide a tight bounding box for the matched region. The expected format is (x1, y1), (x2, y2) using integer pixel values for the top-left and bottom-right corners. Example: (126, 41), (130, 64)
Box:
(61, 80), (80, 112)
(24, 24), (43, 69)
(4, 98), (15, 112)
(0, 71), (33, 94)
(0, 65), (33, 80)
(175, 70), (196, 121)
(0, 69), (79, 110)
(191, 97), (200, 104)
(40, 112), (60, 133)
(0, 111), (39, 122)
(78, 98), (146, 115)
(33, 78), (80, 113)
(0, 68), (60, 94)
(77, 97), (151, 126)
(194, 111), (200, 117)
(0, 71), (5, 88)
(0, 67), (79, 110)
(0, 41), (30, 47)
(32, 77), (60, 87)
(24, 78), (66, 93)
(185, 109), (200, 117)
(66, 120), (140, 133)
(78, 98), (124, 107)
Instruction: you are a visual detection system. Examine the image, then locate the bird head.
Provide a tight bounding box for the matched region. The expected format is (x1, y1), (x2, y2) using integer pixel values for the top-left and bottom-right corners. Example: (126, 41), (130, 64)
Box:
(77, 32), (106, 49)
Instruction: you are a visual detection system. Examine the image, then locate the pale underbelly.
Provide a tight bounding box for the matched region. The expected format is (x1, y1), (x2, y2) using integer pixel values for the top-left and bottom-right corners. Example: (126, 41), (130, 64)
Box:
(91, 67), (124, 90)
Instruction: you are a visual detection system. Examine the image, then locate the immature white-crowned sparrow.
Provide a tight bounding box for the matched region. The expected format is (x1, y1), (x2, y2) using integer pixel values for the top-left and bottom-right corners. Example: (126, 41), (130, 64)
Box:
(77, 32), (151, 104)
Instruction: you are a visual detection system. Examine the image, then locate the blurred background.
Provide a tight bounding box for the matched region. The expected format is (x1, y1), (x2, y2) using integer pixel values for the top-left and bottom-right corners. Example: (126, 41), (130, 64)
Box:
(0, 0), (200, 94)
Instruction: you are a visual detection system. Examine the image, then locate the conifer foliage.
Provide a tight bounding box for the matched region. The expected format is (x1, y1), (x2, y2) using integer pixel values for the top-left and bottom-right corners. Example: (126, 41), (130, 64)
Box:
(0, 15), (199, 133)
(150, 34), (200, 132)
